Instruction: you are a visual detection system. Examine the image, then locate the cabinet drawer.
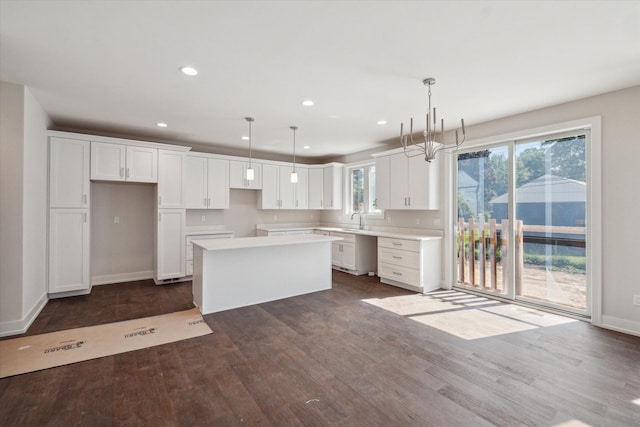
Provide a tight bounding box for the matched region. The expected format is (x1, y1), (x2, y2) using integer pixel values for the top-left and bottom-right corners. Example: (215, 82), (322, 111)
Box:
(378, 247), (420, 269)
(378, 237), (420, 252)
(378, 262), (421, 287)
(330, 231), (356, 243)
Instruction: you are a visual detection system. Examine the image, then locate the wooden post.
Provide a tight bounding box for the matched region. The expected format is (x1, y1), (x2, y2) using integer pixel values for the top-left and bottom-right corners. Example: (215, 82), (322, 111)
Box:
(479, 218), (486, 288)
(468, 218), (476, 286)
(516, 220), (524, 295)
(458, 218), (465, 284)
(489, 219), (497, 290)
(501, 219), (509, 291)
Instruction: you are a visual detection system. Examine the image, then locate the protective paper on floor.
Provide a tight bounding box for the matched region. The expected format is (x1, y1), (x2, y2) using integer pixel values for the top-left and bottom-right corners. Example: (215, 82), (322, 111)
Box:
(0, 307), (212, 378)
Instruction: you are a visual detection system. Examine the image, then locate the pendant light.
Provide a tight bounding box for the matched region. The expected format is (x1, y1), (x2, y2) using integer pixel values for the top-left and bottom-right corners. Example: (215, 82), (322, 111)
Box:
(245, 117), (255, 181)
(290, 126), (298, 183)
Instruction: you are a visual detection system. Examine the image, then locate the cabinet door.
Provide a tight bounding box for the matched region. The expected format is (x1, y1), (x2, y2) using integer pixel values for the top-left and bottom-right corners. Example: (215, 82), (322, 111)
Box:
(407, 155), (440, 210)
(206, 158), (229, 209)
(331, 241), (343, 267)
(49, 209), (90, 293)
(158, 150), (184, 208)
(342, 242), (356, 270)
(185, 156), (208, 209)
(259, 164), (280, 209)
(323, 165), (343, 209)
(231, 160), (263, 190)
(50, 137), (90, 208)
(375, 156), (390, 211)
(91, 142), (125, 181)
(294, 167), (308, 209)
(308, 168), (324, 209)
(389, 153), (409, 209)
(126, 146), (157, 183)
(279, 166), (295, 209)
(157, 209), (185, 280)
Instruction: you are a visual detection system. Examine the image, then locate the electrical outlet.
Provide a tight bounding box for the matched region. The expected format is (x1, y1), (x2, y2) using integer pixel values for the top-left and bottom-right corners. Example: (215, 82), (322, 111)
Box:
(387, 214), (391, 224)
(201, 215), (206, 222)
(434, 218), (441, 226)
(633, 295), (640, 306)
(415, 218), (420, 225)
(274, 215), (277, 221)
(114, 216), (119, 224)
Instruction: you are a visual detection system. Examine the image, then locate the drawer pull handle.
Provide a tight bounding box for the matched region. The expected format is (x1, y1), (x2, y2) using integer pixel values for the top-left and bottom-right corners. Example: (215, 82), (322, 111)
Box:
(392, 242), (402, 246)
(392, 271), (403, 276)
(392, 256), (402, 259)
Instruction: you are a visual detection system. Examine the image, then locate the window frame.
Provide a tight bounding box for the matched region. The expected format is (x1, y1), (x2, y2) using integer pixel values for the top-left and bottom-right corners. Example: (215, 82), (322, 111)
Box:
(343, 160), (383, 218)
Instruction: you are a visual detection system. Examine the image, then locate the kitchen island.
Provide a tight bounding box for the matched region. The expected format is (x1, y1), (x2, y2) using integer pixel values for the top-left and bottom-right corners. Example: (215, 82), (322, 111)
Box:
(192, 234), (342, 315)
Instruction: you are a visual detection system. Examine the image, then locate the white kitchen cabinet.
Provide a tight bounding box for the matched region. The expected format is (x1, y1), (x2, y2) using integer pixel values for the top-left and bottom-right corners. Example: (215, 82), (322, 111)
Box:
(258, 164), (307, 209)
(48, 209), (90, 293)
(229, 160), (262, 190)
(323, 163), (343, 210)
(49, 137), (90, 208)
(156, 209), (185, 281)
(329, 231), (377, 275)
(308, 167), (324, 209)
(185, 155), (229, 209)
(185, 232), (233, 276)
(377, 236), (441, 292)
(375, 151), (439, 210)
(90, 142), (158, 182)
(308, 164), (343, 210)
(158, 150), (185, 208)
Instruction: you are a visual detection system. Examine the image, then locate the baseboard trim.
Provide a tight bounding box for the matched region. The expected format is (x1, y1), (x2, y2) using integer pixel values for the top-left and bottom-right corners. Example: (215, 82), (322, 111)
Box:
(600, 314), (640, 337)
(91, 270), (154, 286)
(0, 293), (48, 337)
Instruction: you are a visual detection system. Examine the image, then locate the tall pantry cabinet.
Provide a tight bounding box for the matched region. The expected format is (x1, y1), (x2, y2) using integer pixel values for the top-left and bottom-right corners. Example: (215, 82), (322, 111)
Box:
(48, 137), (91, 294)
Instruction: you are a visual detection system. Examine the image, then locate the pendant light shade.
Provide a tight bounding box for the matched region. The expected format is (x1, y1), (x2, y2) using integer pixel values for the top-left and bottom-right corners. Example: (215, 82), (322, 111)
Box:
(290, 126), (298, 183)
(245, 117), (255, 181)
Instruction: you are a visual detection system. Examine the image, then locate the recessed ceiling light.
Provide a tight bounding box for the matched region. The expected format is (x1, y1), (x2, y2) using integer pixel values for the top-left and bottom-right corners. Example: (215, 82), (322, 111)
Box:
(241, 136), (249, 140)
(303, 145), (310, 150)
(156, 122), (168, 128)
(301, 100), (314, 107)
(376, 120), (387, 125)
(180, 66), (198, 76)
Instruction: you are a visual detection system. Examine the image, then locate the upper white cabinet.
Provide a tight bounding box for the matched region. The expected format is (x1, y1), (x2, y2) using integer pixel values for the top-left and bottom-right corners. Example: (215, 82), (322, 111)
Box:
(308, 167), (324, 209)
(158, 150), (185, 208)
(375, 150), (439, 210)
(258, 164), (307, 209)
(229, 160), (262, 190)
(91, 142), (157, 183)
(323, 163), (343, 210)
(49, 137), (90, 208)
(185, 155), (229, 209)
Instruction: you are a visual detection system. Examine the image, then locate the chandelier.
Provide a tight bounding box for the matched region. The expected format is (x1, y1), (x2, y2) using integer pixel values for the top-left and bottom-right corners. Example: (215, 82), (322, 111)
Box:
(244, 117), (255, 181)
(290, 126), (298, 183)
(400, 78), (466, 162)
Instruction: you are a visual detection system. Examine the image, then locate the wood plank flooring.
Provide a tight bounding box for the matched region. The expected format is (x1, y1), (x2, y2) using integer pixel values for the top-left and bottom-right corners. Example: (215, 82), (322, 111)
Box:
(1, 272), (639, 426)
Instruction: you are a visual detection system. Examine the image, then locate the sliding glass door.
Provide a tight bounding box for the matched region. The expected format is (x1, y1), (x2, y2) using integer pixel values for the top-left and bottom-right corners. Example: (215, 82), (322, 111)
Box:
(456, 131), (589, 316)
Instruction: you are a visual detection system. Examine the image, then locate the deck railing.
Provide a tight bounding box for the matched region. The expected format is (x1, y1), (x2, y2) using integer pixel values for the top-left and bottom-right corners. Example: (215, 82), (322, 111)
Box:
(457, 218), (586, 291)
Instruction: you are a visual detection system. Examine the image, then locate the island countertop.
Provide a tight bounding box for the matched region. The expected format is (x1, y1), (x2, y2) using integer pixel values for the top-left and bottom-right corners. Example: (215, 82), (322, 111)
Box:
(191, 234), (343, 251)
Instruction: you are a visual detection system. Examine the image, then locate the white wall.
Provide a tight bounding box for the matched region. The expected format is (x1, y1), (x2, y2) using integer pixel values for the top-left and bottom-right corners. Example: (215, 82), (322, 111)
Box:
(0, 82), (50, 336)
(91, 182), (156, 282)
(186, 189), (321, 237)
(0, 82), (25, 325)
(21, 87), (50, 316)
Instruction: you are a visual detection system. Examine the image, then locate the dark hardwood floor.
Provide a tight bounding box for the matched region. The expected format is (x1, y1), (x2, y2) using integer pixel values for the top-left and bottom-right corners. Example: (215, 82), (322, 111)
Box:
(1, 272), (639, 426)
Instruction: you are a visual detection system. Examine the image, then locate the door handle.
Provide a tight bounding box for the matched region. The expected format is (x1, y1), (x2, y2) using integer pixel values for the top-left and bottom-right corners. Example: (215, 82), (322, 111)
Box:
(120, 167), (124, 178)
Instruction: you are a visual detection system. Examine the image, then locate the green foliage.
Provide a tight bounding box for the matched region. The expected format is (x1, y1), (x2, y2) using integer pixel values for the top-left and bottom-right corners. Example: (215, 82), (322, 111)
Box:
(523, 254), (586, 273)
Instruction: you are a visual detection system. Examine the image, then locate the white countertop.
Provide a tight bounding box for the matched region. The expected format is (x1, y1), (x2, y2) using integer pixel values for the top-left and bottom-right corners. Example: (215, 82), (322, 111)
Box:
(256, 224), (443, 241)
(185, 227), (234, 236)
(192, 234), (342, 251)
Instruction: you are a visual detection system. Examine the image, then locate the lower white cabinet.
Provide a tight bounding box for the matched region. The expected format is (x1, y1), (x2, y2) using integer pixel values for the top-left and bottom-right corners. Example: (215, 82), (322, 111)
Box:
(185, 232), (233, 276)
(49, 209), (90, 293)
(156, 209), (185, 282)
(377, 237), (441, 292)
(329, 231), (377, 275)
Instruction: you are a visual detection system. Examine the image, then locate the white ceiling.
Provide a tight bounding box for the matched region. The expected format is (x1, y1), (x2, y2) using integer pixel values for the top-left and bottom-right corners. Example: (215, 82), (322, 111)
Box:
(1, 0), (639, 158)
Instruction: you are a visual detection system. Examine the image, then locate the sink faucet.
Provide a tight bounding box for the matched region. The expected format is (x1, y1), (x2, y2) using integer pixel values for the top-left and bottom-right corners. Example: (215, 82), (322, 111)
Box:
(350, 212), (364, 230)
